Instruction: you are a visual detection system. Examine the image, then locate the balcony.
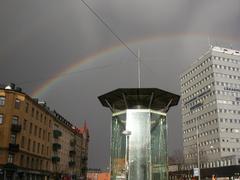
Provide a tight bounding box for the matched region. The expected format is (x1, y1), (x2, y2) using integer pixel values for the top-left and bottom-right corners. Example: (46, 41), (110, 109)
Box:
(52, 143), (61, 151)
(53, 130), (62, 139)
(52, 156), (60, 163)
(9, 143), (19, 152)
(69, 150), (76, 157)
(11, 124), (22, 132)
(69, 161), (76, 167)
(81, 156), (88, 162)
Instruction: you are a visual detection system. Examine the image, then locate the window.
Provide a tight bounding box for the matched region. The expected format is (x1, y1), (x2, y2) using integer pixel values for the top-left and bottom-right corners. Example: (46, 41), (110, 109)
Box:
(31, 158), (34, 168)
(29, 123), (32, 134)
(23, 119), (27, 130)
(37, 143), (40, 154)
(34, 125), (37, 136)
(10, 134), (16, 144)
(41, 144), (44, 155)
(36, 159), (39, 169)
(27, 139), (31, 151)
(31, 107), (35, 117)
(25, 103), (29, 113)
(43, 130), (46, 140)
(0, 96), (5, 106)
(26, 156), (29, 167)
(15, 99), (21, 109)
(39, 128), (42, 138)
(20, 155), (24, 166)
(49, 119), (51, 128)
(0, 114), (3, 124)
(33, 141), (36, 153)
(36, 111), (39, 120)
(21, 136), (25, 148)
(40, 160), (42, 170)
(12, 116), (19, 125)
(48, 132), (50, 142)
(8, 153), (14, 163)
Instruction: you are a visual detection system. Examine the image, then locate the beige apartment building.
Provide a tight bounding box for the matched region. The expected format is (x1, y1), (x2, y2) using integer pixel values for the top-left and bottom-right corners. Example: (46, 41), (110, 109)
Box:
(0, 83), (89, 180)
(51, 112), (89, 179)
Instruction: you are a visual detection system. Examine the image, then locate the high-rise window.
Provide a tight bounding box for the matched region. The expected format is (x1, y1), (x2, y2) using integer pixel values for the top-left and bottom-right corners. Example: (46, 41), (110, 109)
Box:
(0, 114), (3, 124)
(0, 96), (5, 106)
(15, 99), (21, 109)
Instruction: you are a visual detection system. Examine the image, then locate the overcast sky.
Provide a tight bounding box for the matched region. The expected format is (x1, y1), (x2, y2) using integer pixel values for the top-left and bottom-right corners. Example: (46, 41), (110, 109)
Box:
(1, 0), (240, 169)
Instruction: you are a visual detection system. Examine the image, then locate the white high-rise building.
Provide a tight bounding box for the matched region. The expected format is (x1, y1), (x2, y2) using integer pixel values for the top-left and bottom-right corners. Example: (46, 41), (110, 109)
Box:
(180, 46), (240, 169)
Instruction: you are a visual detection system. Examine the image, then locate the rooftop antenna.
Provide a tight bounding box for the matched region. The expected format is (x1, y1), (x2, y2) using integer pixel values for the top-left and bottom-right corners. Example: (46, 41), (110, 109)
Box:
(208, 36), (212, 49)
(137, 48), (141, 88)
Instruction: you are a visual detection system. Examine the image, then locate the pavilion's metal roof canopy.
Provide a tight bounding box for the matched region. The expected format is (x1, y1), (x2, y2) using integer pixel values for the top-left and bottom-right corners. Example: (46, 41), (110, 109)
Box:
(98, 88), (180, 112)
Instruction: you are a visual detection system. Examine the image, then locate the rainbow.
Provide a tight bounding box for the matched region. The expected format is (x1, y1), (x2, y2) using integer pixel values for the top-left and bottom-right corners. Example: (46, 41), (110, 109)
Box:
(31, 32), (239, 97)
(31, 44), (123, 97)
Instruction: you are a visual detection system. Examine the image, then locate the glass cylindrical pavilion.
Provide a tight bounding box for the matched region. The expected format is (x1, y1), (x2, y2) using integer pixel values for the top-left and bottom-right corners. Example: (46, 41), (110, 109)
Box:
(98, 88), (180, 180)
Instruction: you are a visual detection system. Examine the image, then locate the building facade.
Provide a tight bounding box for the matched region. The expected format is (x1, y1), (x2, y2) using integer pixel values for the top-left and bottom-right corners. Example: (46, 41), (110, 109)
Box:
(180, 46), (240, 169)
(0, 84), (89, 180)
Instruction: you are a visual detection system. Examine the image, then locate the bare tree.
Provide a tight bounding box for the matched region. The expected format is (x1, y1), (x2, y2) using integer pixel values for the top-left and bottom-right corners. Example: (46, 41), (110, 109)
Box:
(169, 149), (184, 165)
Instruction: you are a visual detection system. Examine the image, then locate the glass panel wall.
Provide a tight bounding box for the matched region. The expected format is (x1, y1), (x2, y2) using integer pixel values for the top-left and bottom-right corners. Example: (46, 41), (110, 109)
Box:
(111, 112), (126, 179)
(151, 112), (167, 180)
(111, 110), (167, 180)
(127, 110), (151, 180)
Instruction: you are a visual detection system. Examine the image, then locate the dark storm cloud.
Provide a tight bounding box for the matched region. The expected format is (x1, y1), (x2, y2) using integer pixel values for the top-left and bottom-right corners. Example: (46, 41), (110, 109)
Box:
(1, 0), (240, 169)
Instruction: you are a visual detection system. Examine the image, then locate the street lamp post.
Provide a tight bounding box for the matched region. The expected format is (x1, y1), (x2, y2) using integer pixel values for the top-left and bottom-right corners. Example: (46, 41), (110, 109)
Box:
(122, 130), (131, 180)
(193, 85), (212, 180)
(196, 118), (200, 180)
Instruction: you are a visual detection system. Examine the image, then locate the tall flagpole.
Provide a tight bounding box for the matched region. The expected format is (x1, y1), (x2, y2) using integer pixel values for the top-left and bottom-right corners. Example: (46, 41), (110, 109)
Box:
(137, 48), (141, 88)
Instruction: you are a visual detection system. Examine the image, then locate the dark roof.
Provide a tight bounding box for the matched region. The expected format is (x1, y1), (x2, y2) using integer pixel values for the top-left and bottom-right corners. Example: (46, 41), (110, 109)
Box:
(98, 88), (180, 112)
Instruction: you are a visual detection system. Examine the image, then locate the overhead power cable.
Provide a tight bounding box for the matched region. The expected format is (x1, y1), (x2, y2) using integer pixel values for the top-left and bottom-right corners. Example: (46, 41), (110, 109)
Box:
(17, 0), (144, 87)
(80, 0), (138, 59)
